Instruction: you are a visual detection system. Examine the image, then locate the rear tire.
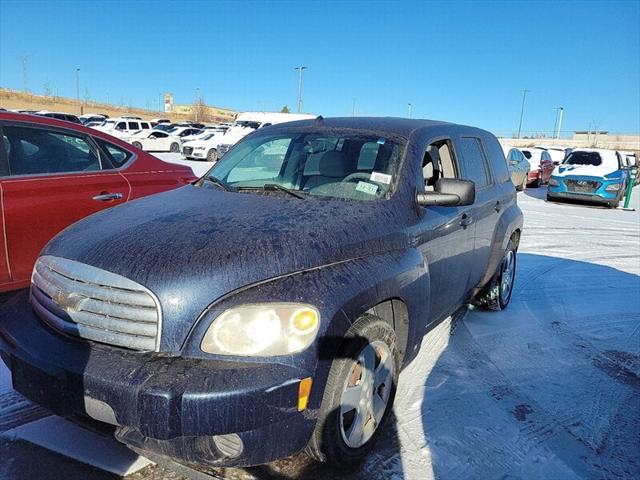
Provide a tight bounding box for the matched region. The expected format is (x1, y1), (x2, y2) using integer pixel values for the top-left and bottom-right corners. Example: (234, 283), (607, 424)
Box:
(170, 142), (179, 153)
(305, 315), (399, 467)
(474, 239), (517, 311)
(132, 141), (142, 149)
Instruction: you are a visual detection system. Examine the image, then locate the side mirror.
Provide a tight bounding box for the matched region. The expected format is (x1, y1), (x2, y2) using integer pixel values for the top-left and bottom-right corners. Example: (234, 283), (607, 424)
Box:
(417, 178), (476, 207)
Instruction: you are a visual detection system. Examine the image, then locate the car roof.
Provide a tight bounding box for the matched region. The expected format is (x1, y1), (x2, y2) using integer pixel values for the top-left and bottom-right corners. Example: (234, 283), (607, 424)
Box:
(0, 111), (141, 147)
(264, 116), (487, 140)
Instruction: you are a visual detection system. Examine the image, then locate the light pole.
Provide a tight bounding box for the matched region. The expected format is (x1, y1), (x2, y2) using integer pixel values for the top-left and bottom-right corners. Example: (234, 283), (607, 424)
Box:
(554, 107), (564, 139)
(294, 66), (307, 113)
(352, 98), (356, 117)
(195, 87), (200, 122)
(407, 102), (413, 118)
(75, 68), (81, 114)
(517, 89), (530, 139)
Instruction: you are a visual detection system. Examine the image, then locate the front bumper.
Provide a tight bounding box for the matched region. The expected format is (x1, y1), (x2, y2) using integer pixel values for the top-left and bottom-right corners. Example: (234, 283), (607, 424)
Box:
(0, 291), (316, 467)
(548, 175), (622, 203)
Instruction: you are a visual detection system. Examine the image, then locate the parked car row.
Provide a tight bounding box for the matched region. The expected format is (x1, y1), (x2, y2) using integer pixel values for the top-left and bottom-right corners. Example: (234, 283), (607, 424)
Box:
(181, 112), (315, 161)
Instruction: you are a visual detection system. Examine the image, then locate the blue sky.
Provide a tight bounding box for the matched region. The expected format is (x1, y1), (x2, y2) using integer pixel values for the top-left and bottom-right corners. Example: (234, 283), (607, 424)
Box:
(1, 0), (638, 135)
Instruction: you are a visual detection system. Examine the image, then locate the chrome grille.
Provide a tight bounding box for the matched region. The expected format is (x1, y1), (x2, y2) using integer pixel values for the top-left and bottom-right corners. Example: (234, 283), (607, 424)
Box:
(30, 255), (161, 351)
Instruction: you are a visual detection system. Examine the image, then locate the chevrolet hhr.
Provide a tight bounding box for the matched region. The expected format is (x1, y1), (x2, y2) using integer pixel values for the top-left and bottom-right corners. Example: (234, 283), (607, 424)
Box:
(0, 117), (523, 468)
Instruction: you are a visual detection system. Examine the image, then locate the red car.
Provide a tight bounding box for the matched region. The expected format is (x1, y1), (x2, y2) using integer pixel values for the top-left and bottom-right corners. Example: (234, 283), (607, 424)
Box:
(521, 148), (555, 187)
(0, 112), (197, 292)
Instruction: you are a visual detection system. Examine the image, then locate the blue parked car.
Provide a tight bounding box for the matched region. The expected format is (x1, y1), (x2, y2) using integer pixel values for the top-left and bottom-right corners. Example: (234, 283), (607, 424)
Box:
(0, 117), (523, 469)
(547, 148), (630, 208)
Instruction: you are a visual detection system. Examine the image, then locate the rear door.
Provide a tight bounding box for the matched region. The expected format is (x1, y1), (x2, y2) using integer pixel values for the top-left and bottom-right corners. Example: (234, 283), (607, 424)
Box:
(457, 136), (499, 290)
(0, 121), (130, 285)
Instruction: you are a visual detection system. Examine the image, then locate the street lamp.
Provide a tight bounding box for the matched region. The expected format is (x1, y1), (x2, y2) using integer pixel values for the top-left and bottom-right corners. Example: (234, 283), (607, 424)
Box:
(517, 89), (530, 139)
(75, 68), (81, 115)
(294, 66), (307, 113)
(407, 102), (413, 118)
(553, 107), (564, 139)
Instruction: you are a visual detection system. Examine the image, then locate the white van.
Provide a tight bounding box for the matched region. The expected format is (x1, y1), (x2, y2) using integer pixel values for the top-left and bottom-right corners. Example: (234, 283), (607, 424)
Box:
(92, 117), (152, 136)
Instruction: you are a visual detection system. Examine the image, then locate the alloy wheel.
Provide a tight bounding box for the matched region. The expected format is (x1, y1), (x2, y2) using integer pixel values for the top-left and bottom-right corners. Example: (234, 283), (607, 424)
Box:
(339, 340), (394, 448)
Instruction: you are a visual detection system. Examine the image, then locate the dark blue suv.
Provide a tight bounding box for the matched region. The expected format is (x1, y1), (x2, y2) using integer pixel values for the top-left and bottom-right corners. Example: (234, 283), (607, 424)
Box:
(0, 117), (523, 468)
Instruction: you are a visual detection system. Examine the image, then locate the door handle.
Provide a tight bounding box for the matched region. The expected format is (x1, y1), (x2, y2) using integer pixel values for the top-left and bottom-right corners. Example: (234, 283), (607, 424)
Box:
(460, 213), (473, 228)
(92, 192), (124, 202)
(494, 201), (502, 213)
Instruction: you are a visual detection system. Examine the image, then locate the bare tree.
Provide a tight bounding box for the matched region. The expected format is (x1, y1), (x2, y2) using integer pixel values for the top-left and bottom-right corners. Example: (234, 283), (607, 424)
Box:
(192, 96), (207, 122)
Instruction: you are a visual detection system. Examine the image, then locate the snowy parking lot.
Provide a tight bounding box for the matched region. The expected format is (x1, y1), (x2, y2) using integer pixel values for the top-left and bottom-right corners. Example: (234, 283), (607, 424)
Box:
(1, 185), (639, 480)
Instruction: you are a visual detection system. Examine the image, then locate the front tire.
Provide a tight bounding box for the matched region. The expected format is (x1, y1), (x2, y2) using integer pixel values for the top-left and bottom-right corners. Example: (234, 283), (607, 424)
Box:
(132, 141), (142, 149)
(305, 315), (399, 467)
(474, 239), (517, 311)
(207, 148), (218, 162)
(170, 142), (180, 153)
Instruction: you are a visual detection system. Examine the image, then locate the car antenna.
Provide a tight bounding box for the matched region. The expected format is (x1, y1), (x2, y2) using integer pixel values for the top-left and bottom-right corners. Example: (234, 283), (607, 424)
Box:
(314, 115), (324, 126)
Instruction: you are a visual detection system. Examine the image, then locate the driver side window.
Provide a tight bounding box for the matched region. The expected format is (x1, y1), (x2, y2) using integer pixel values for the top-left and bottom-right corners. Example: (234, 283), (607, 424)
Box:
(421, 140), (458, 191)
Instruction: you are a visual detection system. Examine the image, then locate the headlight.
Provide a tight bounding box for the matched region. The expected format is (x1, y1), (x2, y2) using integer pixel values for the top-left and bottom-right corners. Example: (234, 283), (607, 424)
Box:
(548, 177), (559, 187)
(201, 303), (320, 356)
(605, 183), (622, 192)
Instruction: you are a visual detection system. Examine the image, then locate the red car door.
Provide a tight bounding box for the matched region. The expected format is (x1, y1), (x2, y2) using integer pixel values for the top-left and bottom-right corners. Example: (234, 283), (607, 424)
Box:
(0, 122), (129, 289)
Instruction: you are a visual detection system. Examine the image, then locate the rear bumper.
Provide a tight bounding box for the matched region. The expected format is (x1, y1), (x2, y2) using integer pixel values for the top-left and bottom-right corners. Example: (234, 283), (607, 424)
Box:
(0, 291), (316, 467)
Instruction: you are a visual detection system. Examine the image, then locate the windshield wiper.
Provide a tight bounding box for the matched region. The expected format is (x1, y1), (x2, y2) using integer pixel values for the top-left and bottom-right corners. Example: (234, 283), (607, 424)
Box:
(236, 184), (306, 199)
(263, 184), (306, 199)
(200, 175), (234, 192)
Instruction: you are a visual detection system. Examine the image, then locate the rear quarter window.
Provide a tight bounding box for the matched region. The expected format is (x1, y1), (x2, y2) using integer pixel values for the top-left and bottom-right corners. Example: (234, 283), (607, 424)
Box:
(95, 138), (133, 168)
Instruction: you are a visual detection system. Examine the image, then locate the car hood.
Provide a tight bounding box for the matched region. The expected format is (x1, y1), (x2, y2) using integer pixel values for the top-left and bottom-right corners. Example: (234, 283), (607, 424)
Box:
(43, 185), (410, 351)
(553, 164), (617, 178)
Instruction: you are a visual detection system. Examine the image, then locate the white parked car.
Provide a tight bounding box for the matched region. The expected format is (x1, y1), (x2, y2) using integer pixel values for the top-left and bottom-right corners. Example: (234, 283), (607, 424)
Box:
(93, 117), (152, 136)
(125, 130), (182, 152)
(182, 131), (227, 160)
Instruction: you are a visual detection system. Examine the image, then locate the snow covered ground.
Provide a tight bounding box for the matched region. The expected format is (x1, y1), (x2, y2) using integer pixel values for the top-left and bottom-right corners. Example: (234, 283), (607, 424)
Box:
(1, 185), (638, 480)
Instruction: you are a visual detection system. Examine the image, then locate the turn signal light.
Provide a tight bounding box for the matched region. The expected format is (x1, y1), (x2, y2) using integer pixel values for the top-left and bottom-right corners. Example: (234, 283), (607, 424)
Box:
(298, 377), (313, 412)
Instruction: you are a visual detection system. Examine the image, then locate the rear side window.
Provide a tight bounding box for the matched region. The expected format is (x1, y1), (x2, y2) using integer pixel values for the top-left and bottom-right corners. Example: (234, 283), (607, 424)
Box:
(564, 151), (601, 166)
(458, 137), (491, 189)
(2, 125), (101, 176)
(95, 138), (133, 168)
(480, 136), (510, 183)
(140, 122), (150, 129)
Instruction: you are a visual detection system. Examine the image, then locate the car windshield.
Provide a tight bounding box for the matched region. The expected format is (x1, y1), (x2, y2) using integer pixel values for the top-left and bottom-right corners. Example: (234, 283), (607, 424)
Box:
(563, 151), (602, 166)
(203, 131), (405, 201)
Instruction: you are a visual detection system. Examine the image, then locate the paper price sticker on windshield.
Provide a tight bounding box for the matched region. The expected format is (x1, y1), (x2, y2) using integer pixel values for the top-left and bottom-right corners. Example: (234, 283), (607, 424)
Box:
(370, 172), (392, 184)
(356, 181), (379, 195)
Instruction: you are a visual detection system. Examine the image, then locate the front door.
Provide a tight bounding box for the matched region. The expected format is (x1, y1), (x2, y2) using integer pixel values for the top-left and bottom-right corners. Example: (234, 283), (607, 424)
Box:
(0, 122), (129, 287)
(412, 138), (476, 322)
